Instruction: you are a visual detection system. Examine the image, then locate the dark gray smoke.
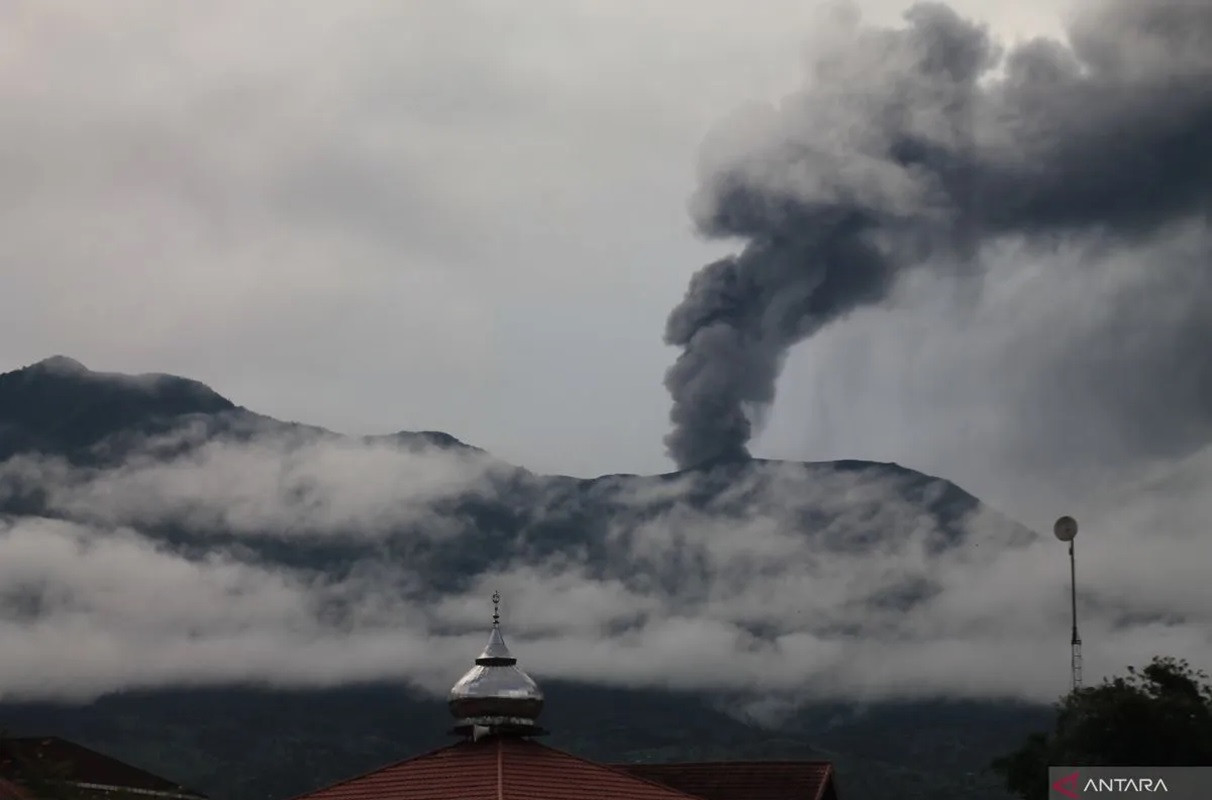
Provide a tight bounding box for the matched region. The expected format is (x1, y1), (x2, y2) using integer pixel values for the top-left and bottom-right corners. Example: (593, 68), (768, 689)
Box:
(664, 0), (1212, 469)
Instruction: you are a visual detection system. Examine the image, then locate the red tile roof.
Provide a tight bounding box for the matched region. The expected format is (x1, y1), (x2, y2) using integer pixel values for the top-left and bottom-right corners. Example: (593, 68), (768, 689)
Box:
(617, 761), (838, 800)
(0, 737), (206, 799)
(291, 736), (710, 800)
(0, 777), (29, 800)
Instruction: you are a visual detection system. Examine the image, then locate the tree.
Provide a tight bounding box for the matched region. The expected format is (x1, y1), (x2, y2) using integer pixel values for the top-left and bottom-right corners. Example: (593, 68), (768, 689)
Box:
(991, 656), (1212, 800)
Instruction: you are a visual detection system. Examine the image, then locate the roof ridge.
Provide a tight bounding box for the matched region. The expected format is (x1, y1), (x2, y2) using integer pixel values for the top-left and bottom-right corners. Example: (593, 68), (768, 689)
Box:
(622, 759), (834, 767)
(0, 776), (30, 800)
(504, 739), (705, 800)
(812, 763), (834, 800)
(495, 737), (503, 800)
(282, 740), (468, 800)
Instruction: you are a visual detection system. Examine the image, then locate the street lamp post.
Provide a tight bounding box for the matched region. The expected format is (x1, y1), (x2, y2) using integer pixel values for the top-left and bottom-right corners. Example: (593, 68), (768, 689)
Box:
(1054, 516), (1081, 690)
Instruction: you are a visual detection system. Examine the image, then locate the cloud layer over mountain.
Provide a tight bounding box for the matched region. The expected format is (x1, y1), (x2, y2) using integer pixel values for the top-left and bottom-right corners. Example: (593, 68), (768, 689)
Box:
(2, 0), (1211, 715)
(2, 414), (1209, 706)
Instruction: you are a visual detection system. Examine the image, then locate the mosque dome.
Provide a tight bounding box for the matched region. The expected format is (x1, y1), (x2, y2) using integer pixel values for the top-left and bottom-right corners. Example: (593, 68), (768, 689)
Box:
(448, 592), (545, 737)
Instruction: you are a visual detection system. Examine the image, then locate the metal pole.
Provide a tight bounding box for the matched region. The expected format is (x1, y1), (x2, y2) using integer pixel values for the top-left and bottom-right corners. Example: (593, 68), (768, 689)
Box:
(1069, 540), (1082, 690)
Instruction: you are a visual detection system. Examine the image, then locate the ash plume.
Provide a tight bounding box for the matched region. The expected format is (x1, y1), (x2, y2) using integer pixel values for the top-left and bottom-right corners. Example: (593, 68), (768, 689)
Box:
(664, 0), (1212, 469)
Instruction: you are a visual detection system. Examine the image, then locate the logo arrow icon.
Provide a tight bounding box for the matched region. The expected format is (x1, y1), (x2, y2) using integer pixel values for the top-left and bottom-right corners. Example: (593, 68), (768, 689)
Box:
(1053, 770), (1080, 799)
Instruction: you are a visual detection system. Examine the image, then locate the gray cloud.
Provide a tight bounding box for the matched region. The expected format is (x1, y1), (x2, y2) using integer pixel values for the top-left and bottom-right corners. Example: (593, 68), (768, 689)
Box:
(3, 0), (1209, 717)
(1, 423), (1209, 705)
(758, 215), (1212, 523)
(0, 425), (507, 540)
(664, 0), (1212, 469)
(0, 0), (847, 478)
(0, 0), (1071, 480)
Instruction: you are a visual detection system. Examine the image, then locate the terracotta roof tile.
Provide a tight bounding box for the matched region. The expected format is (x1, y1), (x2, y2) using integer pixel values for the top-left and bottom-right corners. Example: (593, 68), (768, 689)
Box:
(0, 737), (206, 799)
(292, 736), (709, 800)
(617, 761), (838, 800)
(0, 777), (29, 800)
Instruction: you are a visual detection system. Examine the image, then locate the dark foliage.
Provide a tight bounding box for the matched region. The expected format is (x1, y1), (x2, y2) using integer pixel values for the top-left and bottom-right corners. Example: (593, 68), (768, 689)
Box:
(992, 657), (1212, 800)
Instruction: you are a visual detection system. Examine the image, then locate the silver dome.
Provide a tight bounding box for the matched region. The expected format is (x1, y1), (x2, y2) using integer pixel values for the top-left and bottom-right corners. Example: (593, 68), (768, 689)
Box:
(448, 592), (545, 736)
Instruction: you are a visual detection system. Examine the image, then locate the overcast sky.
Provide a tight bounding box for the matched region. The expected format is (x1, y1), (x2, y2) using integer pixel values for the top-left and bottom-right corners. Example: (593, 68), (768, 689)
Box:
(1, 0), (1071, 485)
(3, 0), (1212, 704)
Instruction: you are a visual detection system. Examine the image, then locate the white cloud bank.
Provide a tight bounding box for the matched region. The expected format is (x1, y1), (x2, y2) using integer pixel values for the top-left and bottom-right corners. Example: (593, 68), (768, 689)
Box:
(1, 423), (1207, 706)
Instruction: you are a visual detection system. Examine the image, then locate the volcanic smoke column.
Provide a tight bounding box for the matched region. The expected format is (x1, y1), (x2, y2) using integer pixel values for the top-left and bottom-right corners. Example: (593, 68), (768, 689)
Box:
(662, 0), (1212, 469)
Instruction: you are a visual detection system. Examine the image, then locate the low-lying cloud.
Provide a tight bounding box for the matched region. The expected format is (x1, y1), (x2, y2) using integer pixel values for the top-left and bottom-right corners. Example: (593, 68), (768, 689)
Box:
(2, 419), (1209, 706)
(1, 425), (506, 540)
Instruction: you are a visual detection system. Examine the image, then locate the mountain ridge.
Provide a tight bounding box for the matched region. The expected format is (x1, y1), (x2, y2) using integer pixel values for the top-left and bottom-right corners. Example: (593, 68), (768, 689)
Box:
(0, 355), (977, 494)
(0, 355), (1041, 800)
(0, 357), (486, 461)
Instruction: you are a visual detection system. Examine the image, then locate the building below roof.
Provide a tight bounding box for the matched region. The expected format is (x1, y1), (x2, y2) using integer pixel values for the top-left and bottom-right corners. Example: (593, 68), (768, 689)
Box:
(617, 761), (838, 800)
(0, 737), (207, 800)
(0, 776), (28, 800)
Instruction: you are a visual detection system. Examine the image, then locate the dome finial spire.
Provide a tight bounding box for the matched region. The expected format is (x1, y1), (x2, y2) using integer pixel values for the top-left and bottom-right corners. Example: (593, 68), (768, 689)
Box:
(448, 590), (545, 738)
